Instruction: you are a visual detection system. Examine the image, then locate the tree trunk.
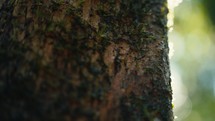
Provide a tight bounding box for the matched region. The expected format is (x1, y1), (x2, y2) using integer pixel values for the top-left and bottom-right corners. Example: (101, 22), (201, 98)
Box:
(0, 0), (173, 121)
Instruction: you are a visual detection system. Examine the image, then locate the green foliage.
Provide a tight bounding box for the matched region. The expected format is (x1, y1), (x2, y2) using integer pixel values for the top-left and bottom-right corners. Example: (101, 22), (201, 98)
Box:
(170, 1), (215, 120)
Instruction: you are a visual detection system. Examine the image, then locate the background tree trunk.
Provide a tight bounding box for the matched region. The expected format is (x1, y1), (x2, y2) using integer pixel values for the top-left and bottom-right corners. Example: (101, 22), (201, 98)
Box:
(0, 0), (173, 121)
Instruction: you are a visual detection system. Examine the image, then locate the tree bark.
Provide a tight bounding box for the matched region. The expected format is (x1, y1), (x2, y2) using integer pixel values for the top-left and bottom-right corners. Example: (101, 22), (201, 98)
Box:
(0, 0), (173, 121)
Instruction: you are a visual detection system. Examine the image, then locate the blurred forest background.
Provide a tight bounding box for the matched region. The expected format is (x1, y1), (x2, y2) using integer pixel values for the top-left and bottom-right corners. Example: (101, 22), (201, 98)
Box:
(169, 0), (215, 121)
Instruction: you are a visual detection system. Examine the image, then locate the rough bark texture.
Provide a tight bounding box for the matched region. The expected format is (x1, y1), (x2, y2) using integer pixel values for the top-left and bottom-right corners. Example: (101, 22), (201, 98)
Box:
(0, 0), (172, 121)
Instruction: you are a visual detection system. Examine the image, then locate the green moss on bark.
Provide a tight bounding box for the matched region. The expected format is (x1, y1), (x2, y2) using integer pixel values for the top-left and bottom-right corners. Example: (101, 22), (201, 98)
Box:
(0, 0), (172, 121)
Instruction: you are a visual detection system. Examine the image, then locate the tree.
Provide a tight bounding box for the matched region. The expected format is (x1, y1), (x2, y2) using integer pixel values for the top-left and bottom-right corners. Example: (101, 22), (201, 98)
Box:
(0, 0), (173, 121)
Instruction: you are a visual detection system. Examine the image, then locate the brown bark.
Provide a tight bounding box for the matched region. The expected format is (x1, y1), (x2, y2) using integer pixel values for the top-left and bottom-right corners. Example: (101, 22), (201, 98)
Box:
(0, 0), (172, 121)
